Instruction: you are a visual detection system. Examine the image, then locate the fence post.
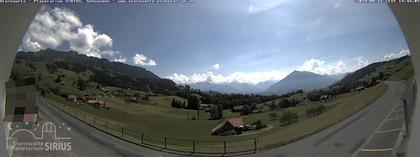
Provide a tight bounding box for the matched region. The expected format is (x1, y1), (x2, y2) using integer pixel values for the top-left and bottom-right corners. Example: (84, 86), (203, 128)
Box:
(402, 98), (410, 136)
(192, 141), (195, 153)
(141, 133), (144, 144)
(164, 137), (167, 149)
(254, 138), (257, 152)
(93, 118), (96, 127)
(224, 141), (227, 154)
(121, 127), (124, 137)
(105, 122), (108, 131)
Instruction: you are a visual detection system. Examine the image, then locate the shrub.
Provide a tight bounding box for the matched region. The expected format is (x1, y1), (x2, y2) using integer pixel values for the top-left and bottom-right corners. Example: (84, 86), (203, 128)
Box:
(305, 105), (326, 117)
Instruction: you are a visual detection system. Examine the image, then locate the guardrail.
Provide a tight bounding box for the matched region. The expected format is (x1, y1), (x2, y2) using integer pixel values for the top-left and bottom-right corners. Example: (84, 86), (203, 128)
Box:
(42, 98), (258, 155)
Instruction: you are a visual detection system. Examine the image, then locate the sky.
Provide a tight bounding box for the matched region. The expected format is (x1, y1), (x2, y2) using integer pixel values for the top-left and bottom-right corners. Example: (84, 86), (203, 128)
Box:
(20, 0), (410, 85)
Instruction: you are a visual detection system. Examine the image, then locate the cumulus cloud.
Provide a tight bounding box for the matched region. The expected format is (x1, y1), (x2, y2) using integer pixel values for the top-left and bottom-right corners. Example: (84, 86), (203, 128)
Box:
(166, 71), (289, 84)
(20, 7), (118, 58)
(113, 56), (127, 63)
(132, 53), (157, 66)
(384, 49), (410, 60)
(298, 57), (369, 75)
(212, 64), (220, 70)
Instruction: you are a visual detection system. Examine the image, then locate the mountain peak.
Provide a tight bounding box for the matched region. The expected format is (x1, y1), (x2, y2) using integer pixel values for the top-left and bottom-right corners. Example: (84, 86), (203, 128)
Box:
(265, 70), (338, 95)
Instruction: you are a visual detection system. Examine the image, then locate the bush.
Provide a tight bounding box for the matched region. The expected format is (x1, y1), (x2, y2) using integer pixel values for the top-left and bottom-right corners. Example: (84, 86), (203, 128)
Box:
(305, 105), (326, 117)
(252, 120), (267, 130)
(279, 111), (299, 126)
(269, 112), (278, 120)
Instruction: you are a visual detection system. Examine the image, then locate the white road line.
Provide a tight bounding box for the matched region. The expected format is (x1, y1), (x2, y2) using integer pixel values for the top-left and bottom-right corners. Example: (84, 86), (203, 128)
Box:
(386, 116), (404, 121)
(376, 128), (401, 134)
(360, 148), (394, 152)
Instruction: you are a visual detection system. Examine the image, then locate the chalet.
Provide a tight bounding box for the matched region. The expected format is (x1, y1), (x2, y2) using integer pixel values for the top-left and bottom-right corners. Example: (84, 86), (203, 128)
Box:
(87, 100), (106, 109)
(319, 95), (330, 102)
(211, 118), (244, 135)
(67, 95), (77, 103)
(199, 104), (212, 112)
(252, 109), (262, 114)
(231, 105), (244, 112)
(356, 86), (366, 91)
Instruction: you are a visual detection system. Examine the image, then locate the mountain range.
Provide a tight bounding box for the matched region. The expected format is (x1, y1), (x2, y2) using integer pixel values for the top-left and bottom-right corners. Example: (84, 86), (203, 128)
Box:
(187, 71), (343, 95)
(187, 80), (276, 94)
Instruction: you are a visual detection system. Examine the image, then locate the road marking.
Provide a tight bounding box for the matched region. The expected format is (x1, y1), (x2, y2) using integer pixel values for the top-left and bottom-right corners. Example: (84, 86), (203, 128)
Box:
(390, 109), (404, 113)
(386, 116), (404, 121)
(350, 100), (403, 157)
(376, 128), (401, 134)
(360, 148), (394, 152)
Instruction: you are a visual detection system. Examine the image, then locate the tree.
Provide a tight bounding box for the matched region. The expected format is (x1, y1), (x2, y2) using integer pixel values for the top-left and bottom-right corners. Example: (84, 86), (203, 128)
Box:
(240, 105), (252, 115)
(38, 73), (42, 81)
(77, 78), (87, 91)
(269, 112), (278, 121)
(305, 105), (326, 117)
(378, 72), (384, 80)
(143, 94), (150, 101)
(55, 76), (62, 83)
(280, 111), (299, 125)
(209, 104), (223, 120)
(187, 95), (199, 110)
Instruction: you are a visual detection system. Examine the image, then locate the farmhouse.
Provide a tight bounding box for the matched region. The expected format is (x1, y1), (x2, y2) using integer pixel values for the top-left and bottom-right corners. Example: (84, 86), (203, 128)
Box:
(319, 95), (330, 102)
(211, 117), (244, 135)
(87, 100), (106, 109)
(199, 104), (212, 112)
(356, 86), (366, 91)
(67, 95), (77, 103)
(231, 105), (244, 112)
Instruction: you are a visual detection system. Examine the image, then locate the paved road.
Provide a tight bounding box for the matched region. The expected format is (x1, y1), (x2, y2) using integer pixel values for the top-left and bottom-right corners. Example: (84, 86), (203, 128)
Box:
(10, 81), (406, 157)
(244, 81), (406, 157)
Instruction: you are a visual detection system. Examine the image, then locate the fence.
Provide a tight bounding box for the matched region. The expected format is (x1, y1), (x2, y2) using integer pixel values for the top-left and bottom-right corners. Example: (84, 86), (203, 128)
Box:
(42, 98), (257, 155)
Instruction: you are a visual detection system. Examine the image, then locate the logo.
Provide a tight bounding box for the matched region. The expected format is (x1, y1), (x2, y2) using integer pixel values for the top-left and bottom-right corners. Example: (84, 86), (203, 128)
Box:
(6, 121), (72, 152)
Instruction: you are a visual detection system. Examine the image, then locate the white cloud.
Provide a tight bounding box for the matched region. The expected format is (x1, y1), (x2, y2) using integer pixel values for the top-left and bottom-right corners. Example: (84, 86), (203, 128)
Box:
(133, 53), (157, 66)
(212, 64), (220, 70)
(20, 7), (118, 59)
(113, 56), (127, 63)
(166, 71), (289, 84)
(298, 57), (369, 75)
(247, 0), (289, 14)
(384, 49), (410, 60)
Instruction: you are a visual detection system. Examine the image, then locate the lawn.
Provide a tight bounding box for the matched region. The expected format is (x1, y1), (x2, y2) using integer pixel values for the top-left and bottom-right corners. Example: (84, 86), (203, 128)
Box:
(44, 82), (388, 151)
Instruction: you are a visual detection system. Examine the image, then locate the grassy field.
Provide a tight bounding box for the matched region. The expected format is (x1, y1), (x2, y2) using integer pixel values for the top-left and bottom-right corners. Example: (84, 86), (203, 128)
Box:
(44, 82), (388, 151)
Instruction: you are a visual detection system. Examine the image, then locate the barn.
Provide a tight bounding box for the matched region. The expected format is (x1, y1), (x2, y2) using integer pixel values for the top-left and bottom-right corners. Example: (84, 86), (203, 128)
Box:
(211, 117), (244, 135)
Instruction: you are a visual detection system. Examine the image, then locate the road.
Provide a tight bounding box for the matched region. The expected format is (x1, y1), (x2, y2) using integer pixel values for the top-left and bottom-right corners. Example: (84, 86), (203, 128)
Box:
(9, 81), (406, 157)
(244, 81), (406, 157)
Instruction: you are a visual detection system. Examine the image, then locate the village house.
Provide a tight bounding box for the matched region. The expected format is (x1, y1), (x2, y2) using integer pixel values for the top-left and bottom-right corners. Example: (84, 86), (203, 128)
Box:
(211, 117), (244, 135)
(199, 104), (212, 112)
(67, 95), (77, 103)
(231, 105), (244, 112)
(319, 95), (330, 102)
(86, 99), (106, 109)
(356, 86), (366, 91)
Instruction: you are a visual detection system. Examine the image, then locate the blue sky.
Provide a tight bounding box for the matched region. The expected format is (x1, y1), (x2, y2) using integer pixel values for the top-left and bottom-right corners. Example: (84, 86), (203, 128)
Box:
(20, 0), (409, 84)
